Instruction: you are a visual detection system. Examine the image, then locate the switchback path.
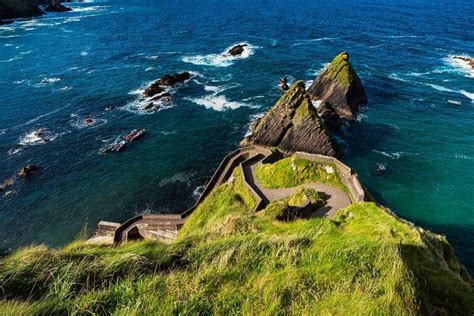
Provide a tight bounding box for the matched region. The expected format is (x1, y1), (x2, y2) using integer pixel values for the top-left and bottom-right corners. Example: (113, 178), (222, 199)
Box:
(242, 154), (352, 217)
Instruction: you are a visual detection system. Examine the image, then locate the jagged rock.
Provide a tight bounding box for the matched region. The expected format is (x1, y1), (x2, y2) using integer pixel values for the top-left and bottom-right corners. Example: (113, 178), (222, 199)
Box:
(452, 56), (474, 69)
(157, 72), (191, 86)
(317, 101), (342, 131)
(44, 3), (72, 12)
(307, 52), (367, 121)
(227, 44), (247, 56)
(17, 164), (38, 177)
(143, 73), (191, 97)
(241, 81), (335, 156)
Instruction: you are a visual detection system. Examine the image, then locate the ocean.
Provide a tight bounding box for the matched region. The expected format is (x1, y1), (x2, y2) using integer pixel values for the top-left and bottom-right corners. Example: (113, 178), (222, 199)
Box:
(0, 0), (473, 271)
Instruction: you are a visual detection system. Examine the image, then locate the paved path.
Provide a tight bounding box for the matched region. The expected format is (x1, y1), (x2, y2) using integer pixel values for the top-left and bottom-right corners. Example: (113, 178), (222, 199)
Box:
(242, 154), (351, 217)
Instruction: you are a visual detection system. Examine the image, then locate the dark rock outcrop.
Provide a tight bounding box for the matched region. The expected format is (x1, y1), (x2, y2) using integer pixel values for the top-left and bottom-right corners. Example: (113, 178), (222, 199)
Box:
(241, 81), (335, 156)
(227, 44), (247, 56)
(17, 164), (38, 177)
(307, 52), (367, 121)
(0, 0), (44, 20)
(143, 72), (191, 97)
(317, 101), (342, 131)
(44, 3), (71, 12)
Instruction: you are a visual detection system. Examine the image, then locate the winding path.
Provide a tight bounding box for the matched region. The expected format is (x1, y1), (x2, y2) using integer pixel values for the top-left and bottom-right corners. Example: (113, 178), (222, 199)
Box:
(242, 153), (351, 218)
(91, 146), (360, 244)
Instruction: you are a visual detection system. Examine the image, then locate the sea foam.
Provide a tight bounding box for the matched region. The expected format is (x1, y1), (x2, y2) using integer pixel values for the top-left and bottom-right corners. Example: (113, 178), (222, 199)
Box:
(182, 42), (257, 67)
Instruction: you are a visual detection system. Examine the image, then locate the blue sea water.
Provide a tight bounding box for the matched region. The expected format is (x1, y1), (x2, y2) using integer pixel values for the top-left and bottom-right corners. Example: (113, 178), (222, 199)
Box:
(1, 0), (473, 270)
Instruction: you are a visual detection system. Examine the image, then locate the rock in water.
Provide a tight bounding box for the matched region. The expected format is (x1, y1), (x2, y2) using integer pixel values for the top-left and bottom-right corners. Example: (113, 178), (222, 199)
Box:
(241, 81), (335, 156)
(17, 164), (38, 177)
(452, 56), (474, 69)
(0, 0), (44, 20)
(307, 52), (367, 121)
(157, 72), (191, 86)
(143, 72), (191, 97)
(44, 3), (72, 13)
(227, 44), (248, 56)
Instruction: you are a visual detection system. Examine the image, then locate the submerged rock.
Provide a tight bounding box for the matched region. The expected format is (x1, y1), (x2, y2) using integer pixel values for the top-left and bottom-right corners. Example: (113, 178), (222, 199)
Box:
(241, 81), (335, 156)
(226, 44), (247, 56)
(0, 178), (14, 192)
(307, 52), (367, 121)
(17, 164), (38, 177)
(44, 3), (72, 13)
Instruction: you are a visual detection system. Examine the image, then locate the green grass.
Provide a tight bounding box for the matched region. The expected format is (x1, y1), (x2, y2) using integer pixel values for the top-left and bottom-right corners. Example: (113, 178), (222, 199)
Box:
(0, 168), (473, 314)
(324, 51), (358, 87)
(255, 155), (349, 192)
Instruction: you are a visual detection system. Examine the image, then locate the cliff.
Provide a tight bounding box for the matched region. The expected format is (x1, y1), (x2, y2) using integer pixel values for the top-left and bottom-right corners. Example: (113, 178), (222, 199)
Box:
(241, 81), (335, 156)
(307, 52), (368, 121)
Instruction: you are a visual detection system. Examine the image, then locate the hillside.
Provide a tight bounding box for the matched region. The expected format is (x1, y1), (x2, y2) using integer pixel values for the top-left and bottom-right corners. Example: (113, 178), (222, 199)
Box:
(0, 160), (472, 315)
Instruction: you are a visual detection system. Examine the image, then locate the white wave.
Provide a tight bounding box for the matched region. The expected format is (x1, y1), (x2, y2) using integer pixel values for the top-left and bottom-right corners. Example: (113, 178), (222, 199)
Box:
(372, 150), (402, 160)
(427, 83), (454, 92)
(204, 85), (221, 92)
(59, 86), (72, 91)
(70, 115), (107, 129)
(453, 154), (473, 160)
(388, 73), (409, 82)
(63, 17), (81, 23)
(0, 56), (23, 63)
(7, 147), (24, 156)
(40, 77), (61, 85)
(182, 42), (257, 67)
(19, 128), (58, 146)
(145, 67), (155, 72)
(292, 37), (337, 47)
(460, 90), (474, 101)
(186, 94), (253, 111)
(70, 6), (107, 12)
(244, 112), (265, 137)
(4, 43), (14, 47)
(80, 51), (88, 56)
(159, 172), (196, 187)
(445, 55), (474, 78)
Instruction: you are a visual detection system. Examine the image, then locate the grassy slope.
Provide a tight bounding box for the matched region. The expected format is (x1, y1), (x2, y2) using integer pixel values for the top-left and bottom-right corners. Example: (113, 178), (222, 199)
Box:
(255, 155), (349, 193)
(0, 169), (473, 314)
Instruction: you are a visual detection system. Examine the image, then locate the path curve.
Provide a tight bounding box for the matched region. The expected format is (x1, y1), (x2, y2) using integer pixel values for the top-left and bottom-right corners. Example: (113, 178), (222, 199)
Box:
(242, 153), (351, 217)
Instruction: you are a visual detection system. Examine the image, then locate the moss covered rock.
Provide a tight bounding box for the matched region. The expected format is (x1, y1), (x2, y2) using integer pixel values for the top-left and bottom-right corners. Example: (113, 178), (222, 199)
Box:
(241, 81), (335, 156)
(307, 52), (368, 121)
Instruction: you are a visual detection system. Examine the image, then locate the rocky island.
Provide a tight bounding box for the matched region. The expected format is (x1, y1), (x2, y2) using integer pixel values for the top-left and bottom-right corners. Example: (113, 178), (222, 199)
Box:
(0, 51), (472, 315)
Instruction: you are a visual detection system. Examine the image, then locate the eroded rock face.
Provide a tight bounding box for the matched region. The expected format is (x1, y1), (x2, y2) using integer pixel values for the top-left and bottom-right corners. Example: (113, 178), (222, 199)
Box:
(307, 52), (367, 121)
(317, 101), (342, 131)
(242, 81), (335, 156)
(0, 0), (44, 20)
(227, 44), (247, 56)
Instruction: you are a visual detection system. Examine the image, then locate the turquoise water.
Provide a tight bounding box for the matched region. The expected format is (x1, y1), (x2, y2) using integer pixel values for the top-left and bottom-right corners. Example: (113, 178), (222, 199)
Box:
(0, 0), (473, 271)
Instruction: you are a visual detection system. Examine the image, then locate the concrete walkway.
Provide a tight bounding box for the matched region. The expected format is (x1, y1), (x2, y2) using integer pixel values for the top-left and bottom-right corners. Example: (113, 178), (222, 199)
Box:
(242, 154), (351, 217)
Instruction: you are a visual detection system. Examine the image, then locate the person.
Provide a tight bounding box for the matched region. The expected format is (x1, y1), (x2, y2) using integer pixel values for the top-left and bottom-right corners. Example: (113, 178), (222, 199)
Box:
(279, 77), (289, 91)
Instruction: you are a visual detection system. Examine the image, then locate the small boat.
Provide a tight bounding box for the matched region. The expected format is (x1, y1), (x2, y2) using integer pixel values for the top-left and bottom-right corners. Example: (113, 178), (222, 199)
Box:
(123, 128), (146, 142)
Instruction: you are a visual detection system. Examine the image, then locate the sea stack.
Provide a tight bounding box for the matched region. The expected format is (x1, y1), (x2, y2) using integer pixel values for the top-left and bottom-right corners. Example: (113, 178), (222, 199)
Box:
(241, 81), (335, 156)
(44, 0), (72, 13)
(307, 52), (367, 122)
